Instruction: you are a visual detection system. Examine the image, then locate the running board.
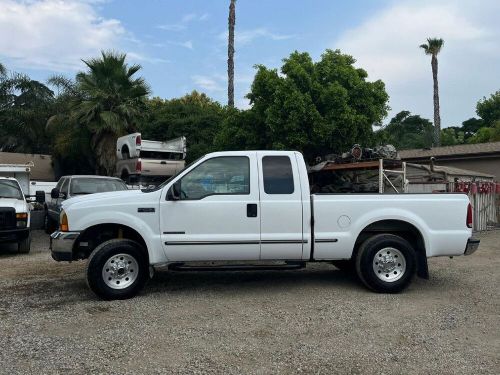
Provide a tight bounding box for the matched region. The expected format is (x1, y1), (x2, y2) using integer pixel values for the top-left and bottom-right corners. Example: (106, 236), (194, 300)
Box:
(168, 261), (306, 272)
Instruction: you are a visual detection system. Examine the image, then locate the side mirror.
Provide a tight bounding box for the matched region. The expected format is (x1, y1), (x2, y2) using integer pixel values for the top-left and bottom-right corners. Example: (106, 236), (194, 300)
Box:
(50, 188), (59, 199)
(167, 181), (181, 201)
(35, 190), (45, 204)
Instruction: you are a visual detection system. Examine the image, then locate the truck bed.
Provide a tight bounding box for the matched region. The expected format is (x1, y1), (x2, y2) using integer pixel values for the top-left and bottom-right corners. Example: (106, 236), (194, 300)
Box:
(312, 193), (471, 260)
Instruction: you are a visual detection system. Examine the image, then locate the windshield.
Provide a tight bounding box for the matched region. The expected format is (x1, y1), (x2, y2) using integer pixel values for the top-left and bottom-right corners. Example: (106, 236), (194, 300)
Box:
(0, 180), (24, 200)
(70, 178), (128, 195)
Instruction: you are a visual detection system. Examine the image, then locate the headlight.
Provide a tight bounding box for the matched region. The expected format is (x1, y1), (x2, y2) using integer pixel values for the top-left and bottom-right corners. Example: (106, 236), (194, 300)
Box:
(16, 213), (28, 228)
(60, 210), (69, 232)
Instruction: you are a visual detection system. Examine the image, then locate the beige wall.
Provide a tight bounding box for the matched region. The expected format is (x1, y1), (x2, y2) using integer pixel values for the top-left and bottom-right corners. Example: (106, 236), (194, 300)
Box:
(405, 157), (500, 181)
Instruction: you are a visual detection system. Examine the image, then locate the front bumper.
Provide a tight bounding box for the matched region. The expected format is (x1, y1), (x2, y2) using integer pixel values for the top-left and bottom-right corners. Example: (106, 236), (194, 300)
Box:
(464, 237), (480, 256)
(0, 227), (30, 243)
(50, 231), (80, 261)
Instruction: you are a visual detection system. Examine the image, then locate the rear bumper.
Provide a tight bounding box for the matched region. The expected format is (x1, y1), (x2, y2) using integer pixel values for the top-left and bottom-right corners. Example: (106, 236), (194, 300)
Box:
(0, 228), (30, 243)
(50, 231), (80, 261)
(464, 238), (480, 256)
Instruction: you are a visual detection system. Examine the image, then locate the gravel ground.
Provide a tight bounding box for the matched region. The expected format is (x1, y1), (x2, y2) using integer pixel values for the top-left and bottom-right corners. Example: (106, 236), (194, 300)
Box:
(0, 230), (499, 374)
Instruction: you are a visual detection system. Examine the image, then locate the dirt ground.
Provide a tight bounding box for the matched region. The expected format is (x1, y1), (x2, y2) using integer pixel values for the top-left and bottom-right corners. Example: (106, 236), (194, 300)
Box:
(0, 230), (499, 374)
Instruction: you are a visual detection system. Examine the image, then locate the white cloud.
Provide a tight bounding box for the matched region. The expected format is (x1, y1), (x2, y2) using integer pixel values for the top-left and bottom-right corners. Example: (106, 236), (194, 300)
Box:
(180, 41), (193, 50)
(158, 13), (210, 32)
(157, 24), (185, 32)
(191, 75), (224, 92)
(126, 52), (169, 65)
(219, 28), (295, 45)
(335, 0), (500, 126)
(181, 13), (197, 23)
(0, 0), (125, 71)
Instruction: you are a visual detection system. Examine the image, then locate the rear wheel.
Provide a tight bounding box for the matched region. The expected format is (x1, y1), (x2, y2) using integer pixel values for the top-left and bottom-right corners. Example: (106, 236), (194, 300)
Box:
(355, 234), (416, 293)
(86, 239), (149, 300)
(18, 233), (31, 254)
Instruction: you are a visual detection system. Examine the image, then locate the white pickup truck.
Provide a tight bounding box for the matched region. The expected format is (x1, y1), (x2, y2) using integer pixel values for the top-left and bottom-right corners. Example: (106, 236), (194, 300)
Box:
(116, 133), (186, 186)
(50, 151), (479, 300)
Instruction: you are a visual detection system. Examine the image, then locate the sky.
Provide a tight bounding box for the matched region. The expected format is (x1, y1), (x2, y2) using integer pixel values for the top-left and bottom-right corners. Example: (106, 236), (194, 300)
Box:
(0, 0), (498, 127)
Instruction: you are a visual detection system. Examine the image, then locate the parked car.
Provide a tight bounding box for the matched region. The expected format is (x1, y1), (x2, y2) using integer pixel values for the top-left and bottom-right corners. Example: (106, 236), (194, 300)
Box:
(115, 133), (186, 186)
(0, 177), (44, 253)
(50, 151), (479, 300)
(45, 176), (128, 233)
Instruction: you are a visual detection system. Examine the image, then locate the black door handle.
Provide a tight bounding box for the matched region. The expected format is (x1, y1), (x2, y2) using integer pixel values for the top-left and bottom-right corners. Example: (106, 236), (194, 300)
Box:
(247, 203), (258, 217)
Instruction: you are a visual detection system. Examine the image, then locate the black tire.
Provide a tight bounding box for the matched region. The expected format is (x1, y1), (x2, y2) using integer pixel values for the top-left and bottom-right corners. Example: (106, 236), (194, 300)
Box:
(44, 212), (57, 234)
(355, 234), (416, 293)
(332, 259), (354, 272)
(86, 239), (149, 300)
(18, 233), (31, 254)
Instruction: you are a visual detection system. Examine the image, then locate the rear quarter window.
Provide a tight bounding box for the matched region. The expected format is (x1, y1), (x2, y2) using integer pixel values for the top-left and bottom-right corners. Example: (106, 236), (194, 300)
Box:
(262, 156), (294, 194)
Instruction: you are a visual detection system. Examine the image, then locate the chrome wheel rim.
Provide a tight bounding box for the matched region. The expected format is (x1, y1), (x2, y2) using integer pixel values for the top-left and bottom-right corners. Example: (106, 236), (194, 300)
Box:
(372, 247), (406, 282)
(102, 253), (139, 289)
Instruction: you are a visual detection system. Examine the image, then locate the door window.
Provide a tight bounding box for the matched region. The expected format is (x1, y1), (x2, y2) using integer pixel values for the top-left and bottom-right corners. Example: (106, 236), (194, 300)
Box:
(262, 156), (294, 194)
(60, 178), (69, 197)
(179, 156), (250, 200)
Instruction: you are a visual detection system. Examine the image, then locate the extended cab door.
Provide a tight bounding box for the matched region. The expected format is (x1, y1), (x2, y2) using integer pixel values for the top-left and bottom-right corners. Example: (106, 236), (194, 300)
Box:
(257, 152), (305, 260)
(160, 153), (261, 261)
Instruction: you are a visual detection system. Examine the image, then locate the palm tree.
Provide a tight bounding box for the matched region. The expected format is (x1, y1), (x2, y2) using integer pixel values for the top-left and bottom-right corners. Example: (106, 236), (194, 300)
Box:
(420, 38), (444, 146)
(74, 51), (150, 175)
(227, 0), (236, 107)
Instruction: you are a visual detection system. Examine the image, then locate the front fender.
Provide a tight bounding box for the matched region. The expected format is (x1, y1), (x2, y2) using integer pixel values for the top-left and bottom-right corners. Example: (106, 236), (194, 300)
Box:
(69, 210), (166, 264)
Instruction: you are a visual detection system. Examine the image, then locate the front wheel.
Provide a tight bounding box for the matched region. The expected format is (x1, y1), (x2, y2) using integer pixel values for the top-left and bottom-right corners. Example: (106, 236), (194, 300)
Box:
(86, 239), (149, 300)
(355, 234), (416, 293)
(18, 233), (31, 254)
(44, 212), (57, 234)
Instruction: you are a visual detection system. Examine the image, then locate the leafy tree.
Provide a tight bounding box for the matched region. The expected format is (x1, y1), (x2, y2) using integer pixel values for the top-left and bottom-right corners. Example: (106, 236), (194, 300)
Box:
(217, 49), (389, 162)
(476, 90), (500, 127)
(73, 51), (150, 175)
(420, 38), (444, 146)
(46, 75), (95, 176)
(0, 69), (54, 154)
(376, 111), (434, 149)
(140, 91), (225, 162)
(461, 117), (484, 140)
(467, 122), (500, 143)
(441, 127), (465, 146)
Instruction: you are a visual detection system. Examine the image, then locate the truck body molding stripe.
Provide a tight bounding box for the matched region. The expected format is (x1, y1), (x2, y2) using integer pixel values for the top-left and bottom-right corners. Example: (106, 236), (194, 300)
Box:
(163, 231), (186, 235)
(165, 239), (308, 246)
(314, 239), (338, 243)
(138, 208), (155, 213)
(165, 240), (260, 246)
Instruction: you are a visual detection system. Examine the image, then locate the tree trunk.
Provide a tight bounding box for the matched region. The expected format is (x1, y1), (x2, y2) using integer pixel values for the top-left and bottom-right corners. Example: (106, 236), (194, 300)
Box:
(227, 0), (236, 108)
(91, 132), (117, 176)
(431, 54), (441, 146)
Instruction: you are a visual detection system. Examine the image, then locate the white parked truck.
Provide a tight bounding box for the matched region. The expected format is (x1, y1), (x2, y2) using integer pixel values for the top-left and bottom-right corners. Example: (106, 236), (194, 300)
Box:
(115, 133), (186, 186)
(50, 151), (479, 300)
(0, 177), (44, 253)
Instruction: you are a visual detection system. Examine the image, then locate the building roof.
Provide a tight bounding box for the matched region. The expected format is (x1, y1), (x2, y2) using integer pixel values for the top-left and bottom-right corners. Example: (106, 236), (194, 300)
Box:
(0, 152), (54, 181)
(399, 141), (500, 159)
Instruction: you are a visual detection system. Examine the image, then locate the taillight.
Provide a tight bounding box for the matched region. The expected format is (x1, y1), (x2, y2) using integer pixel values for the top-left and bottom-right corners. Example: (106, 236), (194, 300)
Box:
(136, 135), (141, 146)
(135, 159), (142, 172)
(466, 203), (472, 228)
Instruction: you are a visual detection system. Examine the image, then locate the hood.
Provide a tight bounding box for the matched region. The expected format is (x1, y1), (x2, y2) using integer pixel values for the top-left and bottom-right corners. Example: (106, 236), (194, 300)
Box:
(0, 197), (29, 213)
(62, 189), (145, 210)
